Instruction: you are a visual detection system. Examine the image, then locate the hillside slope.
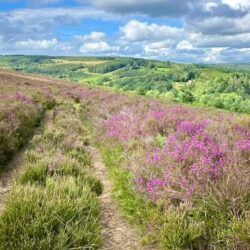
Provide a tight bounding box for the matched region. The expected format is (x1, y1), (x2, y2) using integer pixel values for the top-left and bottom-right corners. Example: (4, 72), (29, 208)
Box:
(0, 55), (249, 113)
(0, 69), (249, 249)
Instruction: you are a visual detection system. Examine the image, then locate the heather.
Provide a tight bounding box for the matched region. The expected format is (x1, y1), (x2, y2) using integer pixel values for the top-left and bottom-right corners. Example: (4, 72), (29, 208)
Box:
(0, 102), (102, 249)
(76, 90), (250, 248)
(0, 69), (249, 249)
(0, 74), (57, 166)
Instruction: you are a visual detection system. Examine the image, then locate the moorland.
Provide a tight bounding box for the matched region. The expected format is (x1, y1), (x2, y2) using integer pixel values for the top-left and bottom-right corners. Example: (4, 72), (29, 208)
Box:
(0, 56), (249, 249)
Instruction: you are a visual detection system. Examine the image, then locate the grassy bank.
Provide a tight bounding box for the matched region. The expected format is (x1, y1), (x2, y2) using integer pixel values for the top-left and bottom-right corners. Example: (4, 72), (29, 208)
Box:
(0, 102), (102, 249)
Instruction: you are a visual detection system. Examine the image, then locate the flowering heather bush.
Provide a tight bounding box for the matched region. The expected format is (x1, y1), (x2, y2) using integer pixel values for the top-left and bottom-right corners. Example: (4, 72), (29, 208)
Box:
(0, 70), (249, 248)
(0, 93), (41, 164)
(106, 109), (145, 142)
(144, 119), (229, 199)
(0, 72), (60, 165)
(101, 105), (249, 201)
(82, 93), (249, 248)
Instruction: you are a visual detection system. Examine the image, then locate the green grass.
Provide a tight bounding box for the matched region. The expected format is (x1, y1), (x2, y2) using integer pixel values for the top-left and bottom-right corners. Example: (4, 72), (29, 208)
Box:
(0, 178), (101, 250)
(0, 102), (102, 249)
(99, 144), (162, 247)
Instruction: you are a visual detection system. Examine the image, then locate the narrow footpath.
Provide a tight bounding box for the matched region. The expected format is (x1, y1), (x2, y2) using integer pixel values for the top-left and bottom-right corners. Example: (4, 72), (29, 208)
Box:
(88, 146), (148, 250)
(0, 110), (53, 213)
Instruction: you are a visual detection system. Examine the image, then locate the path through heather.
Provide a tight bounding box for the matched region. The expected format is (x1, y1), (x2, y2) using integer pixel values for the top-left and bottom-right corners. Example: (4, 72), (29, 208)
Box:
(0, 110), (53, 213)
(88, 146), (148, 250)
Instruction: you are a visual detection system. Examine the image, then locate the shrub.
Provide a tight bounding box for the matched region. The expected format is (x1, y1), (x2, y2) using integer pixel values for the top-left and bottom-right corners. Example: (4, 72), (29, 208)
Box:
(0, 100), (41, 165)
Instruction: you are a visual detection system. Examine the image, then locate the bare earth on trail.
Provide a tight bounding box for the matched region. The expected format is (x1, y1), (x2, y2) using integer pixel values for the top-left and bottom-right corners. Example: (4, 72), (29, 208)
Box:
(88, 146), (149, 250)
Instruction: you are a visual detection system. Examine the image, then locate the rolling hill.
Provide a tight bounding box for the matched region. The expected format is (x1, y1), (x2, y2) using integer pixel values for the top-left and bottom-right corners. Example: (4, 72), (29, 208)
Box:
(0, 55), (249, 113)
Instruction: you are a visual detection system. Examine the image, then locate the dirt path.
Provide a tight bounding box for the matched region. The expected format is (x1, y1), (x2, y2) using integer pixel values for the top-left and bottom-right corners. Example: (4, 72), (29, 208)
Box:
(0, 110), (53, 213)
(88, 146), (148, 250)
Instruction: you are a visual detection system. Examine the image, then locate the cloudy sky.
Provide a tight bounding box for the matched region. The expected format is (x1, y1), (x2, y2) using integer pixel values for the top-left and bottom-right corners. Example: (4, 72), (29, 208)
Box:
(0, 0), (250, 63)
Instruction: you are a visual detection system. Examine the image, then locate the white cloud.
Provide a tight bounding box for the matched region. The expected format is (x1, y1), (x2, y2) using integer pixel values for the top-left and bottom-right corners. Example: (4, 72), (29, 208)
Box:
(79, 0), (194, 17)
(75, 31), (106, 42)
(187, 14), (250, 35)
(118, 17), (250, 62)
(60, 45), (74, 51)
(16, 38), (58, 50)
(202, 47), (225, 63)
(203, 2), (219, 11)
(1, 1), (250, 62)
(144, 45), (172, 57)
(176, 40), (194, 50)
(79, 41), (119, 53)
(77, 31), (119, 54)
(196, 32), (250, 48)
(145, 41), (173, 50)
(0, 7), (118, 42)
(120, 20), (184, 42)
(10, 7), (118, 22)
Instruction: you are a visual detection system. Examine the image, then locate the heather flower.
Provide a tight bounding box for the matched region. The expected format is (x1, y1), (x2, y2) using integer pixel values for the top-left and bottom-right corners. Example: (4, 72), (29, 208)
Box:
(146, 178), (168, 200)
(150, 110), (167, 120)
(235, 139), (250, 152)
(105, 110), (144, 142)
(15, 92), (33, 104)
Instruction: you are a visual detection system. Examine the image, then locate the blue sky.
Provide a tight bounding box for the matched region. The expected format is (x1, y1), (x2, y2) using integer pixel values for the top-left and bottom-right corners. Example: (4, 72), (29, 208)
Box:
(0, 0), (250, 63)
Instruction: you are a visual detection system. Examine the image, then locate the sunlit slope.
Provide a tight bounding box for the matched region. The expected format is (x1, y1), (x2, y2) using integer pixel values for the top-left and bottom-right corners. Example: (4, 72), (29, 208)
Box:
(0, 55), (249, 113)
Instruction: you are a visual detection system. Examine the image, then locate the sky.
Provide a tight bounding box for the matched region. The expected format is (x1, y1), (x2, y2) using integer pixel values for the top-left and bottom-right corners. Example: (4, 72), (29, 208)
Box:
(0, 0), (250, 63)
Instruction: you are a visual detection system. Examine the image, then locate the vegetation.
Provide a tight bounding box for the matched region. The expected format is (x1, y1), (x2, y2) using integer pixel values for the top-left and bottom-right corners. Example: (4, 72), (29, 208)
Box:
(75, 87), (250, 249)
(0, 73), (56, 166)
(0, 57), (249, 249)
(0, 71), (103, 249)
(0, 103), (102, 249)
(0, 55), (249, 113)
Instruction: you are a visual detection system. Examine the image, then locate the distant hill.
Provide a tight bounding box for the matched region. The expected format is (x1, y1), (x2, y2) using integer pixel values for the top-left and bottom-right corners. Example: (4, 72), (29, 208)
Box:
(0, 55), (249, 113)
(208, 63), (250, 73)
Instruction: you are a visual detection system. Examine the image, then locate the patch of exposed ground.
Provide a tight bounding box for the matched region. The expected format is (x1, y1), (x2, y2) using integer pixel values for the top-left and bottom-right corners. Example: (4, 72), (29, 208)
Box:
(88, 146), (149, 250)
